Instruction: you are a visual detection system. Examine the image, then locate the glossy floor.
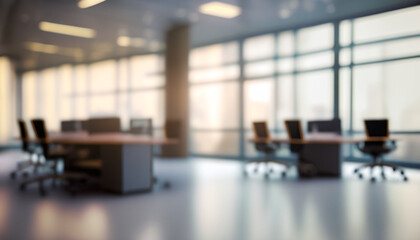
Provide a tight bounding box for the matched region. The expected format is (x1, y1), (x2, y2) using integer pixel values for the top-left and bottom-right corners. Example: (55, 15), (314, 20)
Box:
(1, 150), (420, 240)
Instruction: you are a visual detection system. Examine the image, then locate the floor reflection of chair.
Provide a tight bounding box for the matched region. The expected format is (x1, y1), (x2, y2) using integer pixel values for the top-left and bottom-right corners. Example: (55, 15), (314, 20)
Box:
(244, 121), (290, 179)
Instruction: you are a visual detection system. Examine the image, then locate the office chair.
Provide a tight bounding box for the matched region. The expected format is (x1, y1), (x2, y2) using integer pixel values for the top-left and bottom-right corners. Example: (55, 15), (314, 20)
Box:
(130, 118), (153, 136)
(285, 120), (317, 177)
(87, 117), (121, 134)
(10, 120), (40, 180)
(244, 121), (290, 179)
(354, 119), (407, 182)
(20, 119), (92, 196)
(61, 120), (83, 132)
(307, 118), (342, 135)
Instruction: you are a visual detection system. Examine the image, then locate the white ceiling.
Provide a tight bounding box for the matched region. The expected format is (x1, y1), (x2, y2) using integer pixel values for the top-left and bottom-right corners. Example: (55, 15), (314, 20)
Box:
(0, 0), (418, 72)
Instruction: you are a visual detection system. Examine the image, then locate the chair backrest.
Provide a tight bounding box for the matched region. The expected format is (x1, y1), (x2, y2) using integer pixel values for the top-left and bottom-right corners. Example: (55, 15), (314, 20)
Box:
(253, 122), (270, 139)
(130, 118), (153, 136)
(364, 119), (389, 137)
(165, 120), (182, 138)
(81, 120), (89, 131)
(285, 120), (303, 140)
(285, 120), (304, 154)
(87, 117), (121, 134)
(61, 120), (82, 132)
(31, 119), (49, 155)
(31, 119), (48, 139)
(308, 118), (342, 135)
(17, 119), (29, 151)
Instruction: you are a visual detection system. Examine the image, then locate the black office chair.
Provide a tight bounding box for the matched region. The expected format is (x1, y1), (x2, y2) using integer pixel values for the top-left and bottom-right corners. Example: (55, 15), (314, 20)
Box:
(285, 120), (317, 177)
(244, 121), (290, 179)
(87, 117), (121, 134)
(130, 118), (153, 136)
(307, 118), (342, 135)
(354, 119), (407, 182)
(20, 119), (91, 196)
(10, 120), (40, 180)
(61, 120), (83, 132)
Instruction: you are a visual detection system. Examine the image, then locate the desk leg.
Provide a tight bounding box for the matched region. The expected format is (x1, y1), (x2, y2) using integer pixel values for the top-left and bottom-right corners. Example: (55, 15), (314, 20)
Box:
(100, 144), (153, 194)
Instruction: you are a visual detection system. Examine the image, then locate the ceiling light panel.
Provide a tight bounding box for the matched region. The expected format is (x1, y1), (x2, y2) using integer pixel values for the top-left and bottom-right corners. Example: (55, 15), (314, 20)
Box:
(78, 0), (106, 9)
(199, 1), (241, 19)
(39, 21), (96, 38)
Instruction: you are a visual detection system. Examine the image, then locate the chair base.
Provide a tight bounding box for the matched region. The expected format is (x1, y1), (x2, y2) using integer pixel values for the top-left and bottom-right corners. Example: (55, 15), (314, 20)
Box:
(10, 154), (41, 180)
(244, 159), (290, 179)
(354, 162), (408, 182)
(19, 172), (97, 196)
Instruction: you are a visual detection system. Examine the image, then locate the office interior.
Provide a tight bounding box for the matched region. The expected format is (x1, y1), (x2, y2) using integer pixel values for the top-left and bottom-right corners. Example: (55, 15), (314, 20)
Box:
(1, 0), (420, 239)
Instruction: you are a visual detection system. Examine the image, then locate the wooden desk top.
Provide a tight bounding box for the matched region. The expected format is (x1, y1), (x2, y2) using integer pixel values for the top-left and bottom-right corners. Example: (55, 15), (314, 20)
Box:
(25, 132), (178, 145)
(249, 134), (401, 145)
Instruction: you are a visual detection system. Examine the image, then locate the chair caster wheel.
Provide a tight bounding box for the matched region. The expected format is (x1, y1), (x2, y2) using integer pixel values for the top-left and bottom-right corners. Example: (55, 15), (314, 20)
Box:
(400, 170), (405, 175)
(10, 172), (16, 180)
(393, 168), (397, 172)
(354, 169), (358, 173)
(22, 172), (29, 179)
(281, 172), (286, 178)
(370, 177), (376, 182)
(163, 182), (171, 189)
(358, 173), (363, 179)
(19, 184), (26, 191)
(403, 176), (408, 182)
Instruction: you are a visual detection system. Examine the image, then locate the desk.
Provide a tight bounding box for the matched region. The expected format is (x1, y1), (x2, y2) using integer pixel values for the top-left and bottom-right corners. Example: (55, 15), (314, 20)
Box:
(249, 135), (399, 177)
(28, 132), (178, 194)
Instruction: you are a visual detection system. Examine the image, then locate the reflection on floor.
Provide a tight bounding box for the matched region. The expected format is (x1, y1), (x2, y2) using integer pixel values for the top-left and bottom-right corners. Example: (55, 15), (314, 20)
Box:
(0, 150), (420, 240)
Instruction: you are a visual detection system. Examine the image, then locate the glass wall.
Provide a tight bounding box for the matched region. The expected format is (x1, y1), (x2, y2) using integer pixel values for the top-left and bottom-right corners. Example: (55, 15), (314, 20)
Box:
(0, 57), (17, 144)
(189, 5), (420, 163)
(21, 54), (165, 133)
(339, 5), (420, 163)
(189, 42), (240, 157)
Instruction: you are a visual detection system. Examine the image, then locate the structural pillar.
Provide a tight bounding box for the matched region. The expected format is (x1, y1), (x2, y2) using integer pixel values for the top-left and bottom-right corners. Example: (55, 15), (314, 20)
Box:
(161, 24), (189, 157)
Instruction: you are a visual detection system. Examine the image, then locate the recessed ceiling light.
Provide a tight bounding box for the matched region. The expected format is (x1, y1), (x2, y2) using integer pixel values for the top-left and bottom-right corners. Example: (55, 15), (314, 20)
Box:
(117, 36), (131, 47)
(24, 42), (84, 58)
(39, 21), (96, 38)
(326, 4), (336, 13)
(78, 0), (106, 9)
(175, 8), (187, 18)
(131, 38), (146, 48)
(189, 13), (199, 22)
(279, 8), (292, 19)
(117, 36), (146, 48)
(199, 1), (241, 19)
(24, 42), (58, 54)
